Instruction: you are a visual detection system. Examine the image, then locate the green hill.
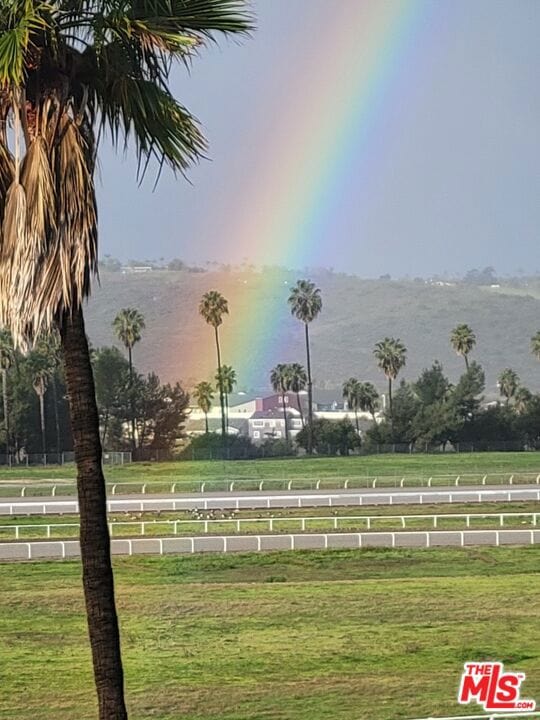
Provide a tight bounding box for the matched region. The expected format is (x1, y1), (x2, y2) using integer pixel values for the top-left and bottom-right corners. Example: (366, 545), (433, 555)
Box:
(85, 270), (540, 397)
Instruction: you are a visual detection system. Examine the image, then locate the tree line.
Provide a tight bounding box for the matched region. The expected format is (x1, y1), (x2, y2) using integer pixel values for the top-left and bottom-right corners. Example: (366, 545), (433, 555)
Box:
(0, 308), (189, 458)
(193, 282), (540, 455)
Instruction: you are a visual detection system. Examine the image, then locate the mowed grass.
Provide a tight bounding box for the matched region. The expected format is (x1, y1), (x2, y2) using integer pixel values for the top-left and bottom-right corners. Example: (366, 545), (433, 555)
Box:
(1, 548), (540, 720)
(1, 501), (540, 540)
(0, 451), (540, 492)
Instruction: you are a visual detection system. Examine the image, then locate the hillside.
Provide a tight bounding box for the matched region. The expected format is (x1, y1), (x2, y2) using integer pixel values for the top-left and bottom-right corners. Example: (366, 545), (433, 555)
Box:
(85, 270), (540, 397)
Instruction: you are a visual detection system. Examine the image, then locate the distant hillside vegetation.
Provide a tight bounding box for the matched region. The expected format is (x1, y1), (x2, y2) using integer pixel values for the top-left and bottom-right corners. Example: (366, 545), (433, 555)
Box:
(85, 270), (540, 397)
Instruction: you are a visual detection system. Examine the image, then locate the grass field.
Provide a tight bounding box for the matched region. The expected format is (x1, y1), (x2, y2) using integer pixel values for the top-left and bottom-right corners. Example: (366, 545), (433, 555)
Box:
(1, 548), (539, 720)
(1, 501), (539, 540)
(0, 451), (540, 489)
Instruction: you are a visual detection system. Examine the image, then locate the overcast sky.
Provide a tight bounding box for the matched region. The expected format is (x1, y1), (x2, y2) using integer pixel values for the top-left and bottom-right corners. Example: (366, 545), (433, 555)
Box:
(96, 0), (540, 278)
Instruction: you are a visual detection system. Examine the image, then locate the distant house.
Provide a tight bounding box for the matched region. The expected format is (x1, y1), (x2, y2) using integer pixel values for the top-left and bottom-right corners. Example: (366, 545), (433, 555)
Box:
(248, 409), (303, 443)
(121, 265), (153, 274)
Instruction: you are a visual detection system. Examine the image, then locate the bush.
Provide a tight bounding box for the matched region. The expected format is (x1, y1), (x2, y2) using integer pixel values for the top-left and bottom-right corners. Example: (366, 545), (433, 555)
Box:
(296, 419), (361, 456)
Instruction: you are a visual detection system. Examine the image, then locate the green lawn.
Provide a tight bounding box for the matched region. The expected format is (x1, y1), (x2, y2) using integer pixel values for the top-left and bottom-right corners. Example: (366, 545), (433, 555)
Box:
(1, 500), (539, 540)
(1, 547), (539, 720)
(0, 451), (539, 493)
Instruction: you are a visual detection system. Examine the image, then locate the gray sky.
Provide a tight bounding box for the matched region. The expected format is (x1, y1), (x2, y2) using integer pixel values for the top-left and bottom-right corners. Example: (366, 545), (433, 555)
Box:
(96, 0), (540, 278)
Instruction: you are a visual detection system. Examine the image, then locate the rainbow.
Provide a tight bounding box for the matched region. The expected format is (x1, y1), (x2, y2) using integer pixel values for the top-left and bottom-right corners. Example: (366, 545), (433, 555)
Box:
(196, 1), (435, 389)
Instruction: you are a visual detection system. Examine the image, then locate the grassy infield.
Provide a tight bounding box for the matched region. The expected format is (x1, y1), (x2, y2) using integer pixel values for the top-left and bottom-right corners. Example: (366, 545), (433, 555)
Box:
(1, 453), (540, 720)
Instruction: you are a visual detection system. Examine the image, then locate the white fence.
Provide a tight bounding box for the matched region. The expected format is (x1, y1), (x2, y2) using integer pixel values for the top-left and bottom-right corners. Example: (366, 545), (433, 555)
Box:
(2, 511), (540, 541)
(2, 528), (540, 562)
(2, 487), (540, 517)
(2, 471), (540, 499)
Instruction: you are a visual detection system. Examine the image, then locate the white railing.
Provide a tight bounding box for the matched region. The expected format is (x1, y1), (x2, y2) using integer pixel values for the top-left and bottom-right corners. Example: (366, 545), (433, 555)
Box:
(1, 511), (539, 541)
(2, 528), (540, 561)
(2, 471), (540, 499)
(2, 488), (540, 517)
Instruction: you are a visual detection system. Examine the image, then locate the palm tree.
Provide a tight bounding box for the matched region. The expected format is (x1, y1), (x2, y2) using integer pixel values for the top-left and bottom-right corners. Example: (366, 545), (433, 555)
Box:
(514, 386), (532, 415)
(0, 330), (14, 455)
(342, 378), (361, 433)
(450, 324), (476, 370)
(38, 332), (63, 455)
(498, 368), (519, 405)
(113, 308), (145, 449)
(288, 362), (307, 427)
(531, 331), (540, 361)
(193, 381), (214, 434)
(30, 363), (51, 457)
(113, 309), (146, 378)
(0, 4), (250, 717)
(199, 291), (229, 437)
(216, 364), (236, 429)
(374, 338), (407, 425)
(270, 364), (292, 445)
(358, 381), (380, 421)
(288, 280), (322, 453)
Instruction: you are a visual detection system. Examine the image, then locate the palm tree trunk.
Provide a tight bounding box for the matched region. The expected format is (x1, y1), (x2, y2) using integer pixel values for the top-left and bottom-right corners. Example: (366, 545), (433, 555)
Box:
(464, 354), (469, 372)
(225, 393), (229, 431)
(214, 326), (226, 439)
(304, 323), (313, 454)
(2, 368), (9, 455)
(60, 307), (127, 720)
(128, 346), (136, 453)
(204, 412), (209, 434)
(281, 391), (289, 445)
(102, 410), (109, 447)
(354, 408), (359, 434)
(52, 375), (61, 455)
(39, 391), (46, 457)
(296, 391), (304, 428)
(388, 377), (393, 431)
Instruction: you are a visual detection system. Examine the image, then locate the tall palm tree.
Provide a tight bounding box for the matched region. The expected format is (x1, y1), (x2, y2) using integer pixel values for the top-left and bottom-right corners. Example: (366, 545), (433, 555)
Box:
(270, 363), (292, 445)
(216, 364), (236, 429)
(199, 291), (229, 437)
(288, 362), (307, 427)
(0, 330), (14, 455)
(531, 331), (540, 362)
(193, 381), (214, 434)
(342, 377), (361, 433)
(288, 280), (322, 453)
(113, 309), (146, 378)
(113, 308), (145, 449)
(0, 3), (250, 718)
(374, 338), (407, 425)
(30, 362), (51, 457)
(498, 368), (519, 405)
(38, 332), (63, 455)
(450, 324), (476, 370)
(358, 381), (380, 421)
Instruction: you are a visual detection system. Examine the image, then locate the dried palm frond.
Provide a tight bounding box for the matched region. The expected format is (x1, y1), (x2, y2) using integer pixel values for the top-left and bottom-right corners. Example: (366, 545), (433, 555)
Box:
(30, 115), (97, 343)
(0, 180), (27, 341)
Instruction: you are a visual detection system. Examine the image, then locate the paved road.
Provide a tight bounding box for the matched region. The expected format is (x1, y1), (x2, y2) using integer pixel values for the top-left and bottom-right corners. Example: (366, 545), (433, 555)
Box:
(1, 528), (539, 561)
(0, 484), (539, 516)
